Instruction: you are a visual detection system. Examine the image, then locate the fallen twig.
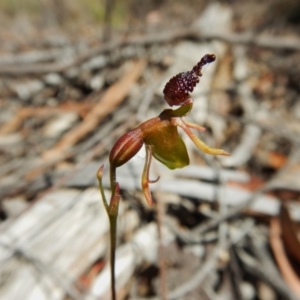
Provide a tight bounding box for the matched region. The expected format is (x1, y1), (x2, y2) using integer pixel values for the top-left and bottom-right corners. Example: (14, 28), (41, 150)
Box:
(41, 59), (145, 161)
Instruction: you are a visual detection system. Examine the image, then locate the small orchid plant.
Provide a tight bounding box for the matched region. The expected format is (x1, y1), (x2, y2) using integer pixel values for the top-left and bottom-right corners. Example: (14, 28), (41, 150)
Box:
(97, 54), (229, 299)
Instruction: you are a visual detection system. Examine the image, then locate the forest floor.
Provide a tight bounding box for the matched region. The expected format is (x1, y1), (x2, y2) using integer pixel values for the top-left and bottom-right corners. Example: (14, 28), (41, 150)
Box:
(1, 1), (300, 299)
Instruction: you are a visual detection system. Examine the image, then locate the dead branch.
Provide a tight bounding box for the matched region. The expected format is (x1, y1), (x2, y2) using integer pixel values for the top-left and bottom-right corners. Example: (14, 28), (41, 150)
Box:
(41, 59), (145, 162)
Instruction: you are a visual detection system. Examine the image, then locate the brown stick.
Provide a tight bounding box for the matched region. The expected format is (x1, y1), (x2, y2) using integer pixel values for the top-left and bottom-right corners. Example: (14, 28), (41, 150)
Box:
(42, 59), (145, 161)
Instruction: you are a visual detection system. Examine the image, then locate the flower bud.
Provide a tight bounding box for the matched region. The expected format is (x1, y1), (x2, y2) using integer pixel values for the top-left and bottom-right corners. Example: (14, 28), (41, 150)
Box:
(109, 127), (144, 168)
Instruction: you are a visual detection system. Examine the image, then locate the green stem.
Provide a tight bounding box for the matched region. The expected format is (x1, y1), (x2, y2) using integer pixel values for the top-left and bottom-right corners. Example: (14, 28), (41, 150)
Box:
(97, 166), (109, 212)
(97, 165), (120, 300)
(109, 215), (117, 300)
(110, 164), (117, 193)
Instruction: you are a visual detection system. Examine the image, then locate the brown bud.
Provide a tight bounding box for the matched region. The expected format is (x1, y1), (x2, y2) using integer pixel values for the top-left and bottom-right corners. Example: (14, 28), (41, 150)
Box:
(109, 127), (144, 168)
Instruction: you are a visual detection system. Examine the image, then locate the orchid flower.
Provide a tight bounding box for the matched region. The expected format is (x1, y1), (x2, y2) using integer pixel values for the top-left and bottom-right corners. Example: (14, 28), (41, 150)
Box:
(97, 54), (229, 300)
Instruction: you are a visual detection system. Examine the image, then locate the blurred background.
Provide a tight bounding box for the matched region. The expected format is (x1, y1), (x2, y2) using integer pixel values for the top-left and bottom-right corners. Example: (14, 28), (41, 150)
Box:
(0, 0), (298, 41)
(1, 0), (300, 299)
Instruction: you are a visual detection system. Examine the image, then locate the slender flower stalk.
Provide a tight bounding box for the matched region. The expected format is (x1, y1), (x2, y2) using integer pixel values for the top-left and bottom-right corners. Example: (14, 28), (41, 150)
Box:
(97, 166), (120, 300)
(97, 54), (230, 300)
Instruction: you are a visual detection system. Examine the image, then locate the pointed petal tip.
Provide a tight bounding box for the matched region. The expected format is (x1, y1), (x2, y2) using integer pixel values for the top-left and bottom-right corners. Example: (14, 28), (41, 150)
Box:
(145, 192), (154, 206)
(148, 176), (160, 184)
(97, 165), (105, 180)
(221, 150), (230, 156)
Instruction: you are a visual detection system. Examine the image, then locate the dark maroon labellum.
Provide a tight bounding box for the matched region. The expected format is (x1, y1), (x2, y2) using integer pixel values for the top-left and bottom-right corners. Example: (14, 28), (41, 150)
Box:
(163, 54), (216, 107)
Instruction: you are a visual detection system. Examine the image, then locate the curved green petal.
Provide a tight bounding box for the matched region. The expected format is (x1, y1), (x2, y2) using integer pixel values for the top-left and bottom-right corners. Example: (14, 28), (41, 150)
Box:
(144, 124), (189, 169)
(158, 102), (193, 120)
(171, 102), (193, 117)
